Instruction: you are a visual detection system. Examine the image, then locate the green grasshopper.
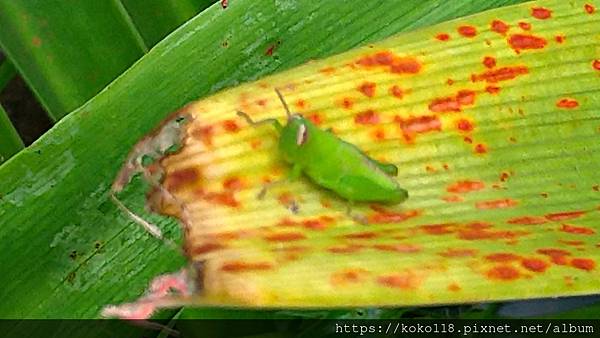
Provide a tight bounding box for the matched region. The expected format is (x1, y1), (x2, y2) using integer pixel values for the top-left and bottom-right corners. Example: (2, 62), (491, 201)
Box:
(237, 89), (408, 211)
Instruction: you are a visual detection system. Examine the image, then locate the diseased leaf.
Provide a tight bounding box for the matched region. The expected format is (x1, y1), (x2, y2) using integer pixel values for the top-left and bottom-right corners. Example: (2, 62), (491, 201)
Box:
(114, 0), (600, 310)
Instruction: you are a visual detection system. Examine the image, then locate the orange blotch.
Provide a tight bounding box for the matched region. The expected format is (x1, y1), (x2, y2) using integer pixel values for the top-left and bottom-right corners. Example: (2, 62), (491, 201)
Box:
(303, 216), (334, 230)
(537, 248), (571, 265)
(421, 223), (455, 235)
(221, 261), (273, 272)
(447, 180), (484, 194)
(191, 242), (225, 255)
(340, 97), (354, 109)
(456, 119), (474, 132)
(343, 231), (378, 240)
(327, 244), (364, 254)
(521, 258), (549, 272)
(499, 172), (510, 182)
(222, 119), (240, 133)
(373, 243), (421, 253)
(487, 265), (520, 280)
(165, 168), (199, 191)
(319, 66), (336, 74)
(358, 82), (376, 97)
(491, 20), (509, 35)
(471, 65), (529, 83)
(429, 90), (476, 113)
(556, 98), (579, 109)
(396, 115), (441, 141)
(545, 211), (585, 221)
(559, 239), (585, 246)
(354, 109), (379, 124)
(518, 22), (532, 31)
(377, 272), (422, 289)
(372, 128), (385, 141)
(448, 283), (461, 292)
(476, 198), (518, 209)
(294, 99), (307, 109)
(485, 252), (521, 262)
(486, 86), (501, 94)
(507, 216), (547, 225)
(475, 143), (487, 154)
(205, 191), (239, 208)
(368, 209), (420, 224)
(446, 78), (455, 86)
(531, 7), (552, 19)
(31, 36), (42, 47)
(256, 99), (267, 107)
(483, 56), (496, 69)
(439, 248), (478, 258)
(389, 85), (404, 99)
(307, 113), (323, 125)
(330, 269), (368, 285)
(555, 35), (565, 43)
(442, 195), (463, 203)
(264, 232), (306, 242)
(570, 258), (595, 271)
(457, 25), (477, 38)
(356, 51), (421, 75)
(508, 34), (548, 52)
(463, 136), (473, 144)
(560, 224), (595, 235)
(250, 139), (262, 149)
(459, 227), (524, 241)
(223, 177), (244, 190)
(436, 33), (450, 41)
(585, 4), (596, 14)
(191, 125), (214, 146)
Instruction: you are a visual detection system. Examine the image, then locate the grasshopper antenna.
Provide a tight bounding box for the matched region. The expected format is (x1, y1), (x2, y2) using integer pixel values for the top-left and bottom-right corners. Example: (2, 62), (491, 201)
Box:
(274, 88), (292, 120)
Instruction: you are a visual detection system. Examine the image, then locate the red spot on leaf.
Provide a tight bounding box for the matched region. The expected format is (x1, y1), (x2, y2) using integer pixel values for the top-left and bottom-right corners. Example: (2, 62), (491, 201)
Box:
(483, 56), (496, 69)
(307, 113), (323, 125)
(508, 34), (547, 52)
(447, 180), (484, 193)
(521, 258), (549, 272)
(319, 66), (336, 74)
(491, 20), (509, 35)
(372, 128), (385, 141)
(356, 51), (421, 75)
(222, 119), (240, 133)
(373, 243), (421, 253)
(585, 4), (596, 14)
(377, 272), (422, 289)
(389, 85), (404, 99)
(165, 168), (199, 191)
(205, 191), (239, 208)
(223, 177), (244, 190)
(343, 231), (378, 240)
(221, 261), (273, 272)
(487, 265), (520, 280)
(264, 232), (306, 242)
(486, 86), (501, 95)
(499, 172), (510, 182)
(475, 143), (487, 154)
(555, 35), (565, 43)
(457, 25), (477, 38)
(537, 248), (571, 265)
(369, 209), (420, 224)
(556, 98), (579, 109)
(545, 211), (585, 221)
(531, 7), (552, 19)
(456, 119), (474, 132)
(472, 65), (529, 83)
(448, 283), (461, 292)
(559, 239), (585, 246)
(570, 258), (595, 271)
(340, 97), (354, 109)
(485, 253), (521, 262)
(256, 98), (267, 107)
(192, 125), (214, 146)
(330, 269), (368, 285)
(429, 90), (476, 113)
(439, 248), (478, 258)
(358, 82), (376, 97)
(354, 109), (379, 124)
(421, 223), (454, 235)
(594, 60), (600, 71)
(295, 99), (307, 109)
(396, 115), (441, 140)
(518, 22), (532, 31)
(442, 195), (463, 203)
(327, 244), (364, 254)
(476, 198), (518, 209)
(436, 33), (450, 41)
(191, 242), (225, 255)
(561, 224), (595, 235)
(507, 216), (547, 225)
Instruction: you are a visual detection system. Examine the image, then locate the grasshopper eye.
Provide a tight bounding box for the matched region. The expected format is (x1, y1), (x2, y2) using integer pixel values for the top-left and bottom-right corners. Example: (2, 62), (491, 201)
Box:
(296, 124), (308, 146)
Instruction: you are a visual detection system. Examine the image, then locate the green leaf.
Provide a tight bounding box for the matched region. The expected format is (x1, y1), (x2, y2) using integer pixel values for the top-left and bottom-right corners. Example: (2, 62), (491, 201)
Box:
(4, 0), (575, 321)
(0, 103), (24, 163)
(122, 0), (216, 47)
